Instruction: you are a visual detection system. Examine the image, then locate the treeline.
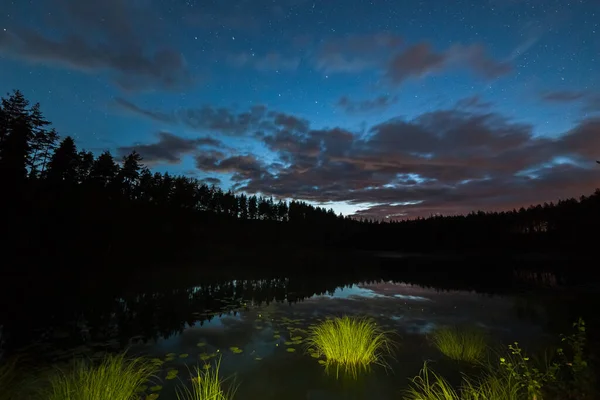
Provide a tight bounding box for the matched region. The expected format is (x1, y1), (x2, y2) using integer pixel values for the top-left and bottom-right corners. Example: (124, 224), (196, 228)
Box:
(0, 90), (345, 223)
(0, 90), (366, 270)
(362, 191), (600, 253)
(1, 90), (599, 270)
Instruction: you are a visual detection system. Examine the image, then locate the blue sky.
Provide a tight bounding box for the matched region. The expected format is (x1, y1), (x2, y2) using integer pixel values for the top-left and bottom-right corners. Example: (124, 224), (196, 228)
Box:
(1, 0), (599, 218)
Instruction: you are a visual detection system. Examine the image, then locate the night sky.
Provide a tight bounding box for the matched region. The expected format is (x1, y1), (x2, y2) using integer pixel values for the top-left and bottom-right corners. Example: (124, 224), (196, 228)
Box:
(1, 0), (599, 218)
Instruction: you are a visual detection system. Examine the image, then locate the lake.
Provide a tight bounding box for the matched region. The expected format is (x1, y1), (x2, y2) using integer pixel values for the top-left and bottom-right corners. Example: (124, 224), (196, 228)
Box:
(1, 253), (598, 399)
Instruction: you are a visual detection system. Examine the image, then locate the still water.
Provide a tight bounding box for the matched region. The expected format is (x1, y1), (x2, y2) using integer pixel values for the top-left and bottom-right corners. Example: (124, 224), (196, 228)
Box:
(122, 281), (555, 399)
(2, 256), (596, 400)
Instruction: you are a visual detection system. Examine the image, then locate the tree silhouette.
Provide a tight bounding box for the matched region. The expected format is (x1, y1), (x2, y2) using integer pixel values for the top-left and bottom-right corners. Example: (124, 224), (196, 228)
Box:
(46, 136), (79, 184)
(0, 90), (32, 183)
(90, 151), (119, 188)
(27, 102), (53, 178)
(1, 89), (600, 269)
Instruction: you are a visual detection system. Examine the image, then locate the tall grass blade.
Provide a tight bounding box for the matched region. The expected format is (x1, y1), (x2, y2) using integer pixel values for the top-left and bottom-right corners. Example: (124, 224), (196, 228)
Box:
(45, 353), (157, 400)
(176, 357), (237, 400)
(306, 316), (394, 378)
(430, 327), (487, 363)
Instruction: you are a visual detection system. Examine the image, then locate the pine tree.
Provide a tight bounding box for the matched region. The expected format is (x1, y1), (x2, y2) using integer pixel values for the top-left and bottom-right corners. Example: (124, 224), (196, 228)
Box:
(238, 193), (248, 219)
(37, 128), (59, 176)
(248, 195), (258, 219)
(27, 102), (52, 178)
(0, 90), (32, 183)
(119, 151), (144, 199)
(46, 136), (79, 183)
(90, 151), (119, 188)
(76, 150), (94, 184)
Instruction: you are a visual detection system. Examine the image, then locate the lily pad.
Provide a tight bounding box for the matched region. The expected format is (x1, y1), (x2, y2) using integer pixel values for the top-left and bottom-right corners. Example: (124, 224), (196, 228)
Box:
(291, 336), (303, 341)
(273, 334), (280, 339)
(135, 385), (148, 392)
(310, 353), (320, 358)
(286, 348), (296, 353)
(196, 342), (207, 347)
(284, 341), (294, 346)
(229, 346), (243, 354)
(179, 353), (188, 358)
(255, 357), (263, 361)
(150, 358), (164, 366)
(165, 370), (178, 380)
(147, 394), (160, 400)
(165, 353), (176, 358)
(318, 360), (327, 365)
(150, 385), (163, 392)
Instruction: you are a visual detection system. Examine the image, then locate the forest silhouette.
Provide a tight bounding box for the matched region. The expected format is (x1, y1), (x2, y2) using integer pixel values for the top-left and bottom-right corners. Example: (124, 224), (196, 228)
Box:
(1, 90), (599, 273)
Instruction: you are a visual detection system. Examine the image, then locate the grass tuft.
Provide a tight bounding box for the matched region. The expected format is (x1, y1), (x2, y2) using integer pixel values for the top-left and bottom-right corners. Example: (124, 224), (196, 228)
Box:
(306, 316), (393, 377)
(404, 362), (460, 400)
(461, 370), (521, 400)
(176, 357), (237, 400)
(430, 326), (487, 363)
(404, 362), (522, 400)
(45, 353), (157, 400)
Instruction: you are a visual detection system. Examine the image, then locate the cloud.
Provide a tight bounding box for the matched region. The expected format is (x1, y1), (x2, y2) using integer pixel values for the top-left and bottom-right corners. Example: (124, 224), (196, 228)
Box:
(337, 95), (399, 113)
(583, 96), (600, 114)
(228, 52), (301, 72)
(0, 0), (192, 91)
(179, 105), (272, 136)
(386, 43), (511, 84)
(448, 44), (512, 79)
(200, 177), (222, 186)
(117, 132), (222, 164)
(185, 104), (599, 219)
(540, 90), (600, 114)
(312, 34), (510, 83)
(114, 98), (176, 124)
(541, 90), (587, 102)
(115, 101), (599, 219)
(195, 153), (267, 183)
(114, 99), (312, 137)
(386, 43), (447, 83)
(454, 95), (493, 110)
(314, 33), (403, 73)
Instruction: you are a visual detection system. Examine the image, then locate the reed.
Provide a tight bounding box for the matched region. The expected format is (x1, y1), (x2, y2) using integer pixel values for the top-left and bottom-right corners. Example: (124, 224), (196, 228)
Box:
(45, 353), (156, 400)
(176, 358), (237, 400)
(306, 316), (393, 377)
(430, 326), (487, 363)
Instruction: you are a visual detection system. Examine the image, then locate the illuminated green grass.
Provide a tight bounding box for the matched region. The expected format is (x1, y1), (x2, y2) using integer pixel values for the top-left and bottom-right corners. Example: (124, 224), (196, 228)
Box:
(404, 362), (520, 400)
(430, 326), (487, 363)
(404, 362), (460, 400)
(176, 358), (237, 400)
(45, 353), (157, 400)
(306, 316), (393, 377)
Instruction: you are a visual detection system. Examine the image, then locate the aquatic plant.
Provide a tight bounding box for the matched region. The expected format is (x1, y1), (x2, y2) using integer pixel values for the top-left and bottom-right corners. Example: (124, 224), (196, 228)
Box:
(176, 358), (237, 400)
(553, 318), (595, 399)
(430, 326), (487, 363)
(404, 362), (460, 400)
(499, 342), (560, 400)
(306, 316), (393, 377)
(461, 369), (521, 400)
(45, 353), (157, 400)
(404, 362), (521, 400)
